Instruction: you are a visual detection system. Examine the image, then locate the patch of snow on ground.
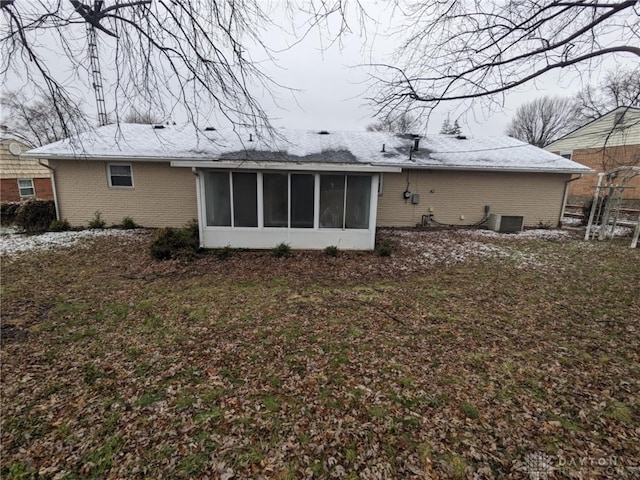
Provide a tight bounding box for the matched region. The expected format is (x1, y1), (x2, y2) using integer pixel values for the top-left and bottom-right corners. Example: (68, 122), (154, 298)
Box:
(562, 217), (583, 226)
(460, 228), (572, 240)
(384, 229), (546, 270)
(588, 225), (634, 237)
(1, 229), (140, 257)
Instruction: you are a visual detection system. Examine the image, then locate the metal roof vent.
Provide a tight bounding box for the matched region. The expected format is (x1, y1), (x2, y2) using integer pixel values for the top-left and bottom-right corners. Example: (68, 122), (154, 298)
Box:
(318, 130), (330, 135)
(456, 135), (467, 140)
(205, 126), (216, 131)
(153, 124), (165, 129)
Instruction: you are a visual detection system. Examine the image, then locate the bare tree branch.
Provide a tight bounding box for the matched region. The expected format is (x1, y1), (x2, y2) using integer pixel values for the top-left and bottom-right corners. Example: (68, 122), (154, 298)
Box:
(368, 0), (639, 119)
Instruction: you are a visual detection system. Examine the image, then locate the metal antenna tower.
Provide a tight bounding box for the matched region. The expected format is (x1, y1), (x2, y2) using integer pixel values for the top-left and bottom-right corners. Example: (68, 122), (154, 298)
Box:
(87, 22), (108, 126)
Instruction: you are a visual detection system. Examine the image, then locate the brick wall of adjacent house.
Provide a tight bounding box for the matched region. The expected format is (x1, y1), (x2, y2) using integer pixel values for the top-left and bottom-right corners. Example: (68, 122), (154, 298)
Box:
(1, 177), (54, 203)
(377, 170), (570, 228)
(49, 160), (198, 227)
(552, 145), (640, 202)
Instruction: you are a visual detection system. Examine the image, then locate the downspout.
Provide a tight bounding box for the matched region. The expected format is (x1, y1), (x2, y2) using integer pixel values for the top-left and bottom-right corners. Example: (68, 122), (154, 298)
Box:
(560, 174), (583, 227)
(37, 159), (60, 220)
(192, 167), (204, 249)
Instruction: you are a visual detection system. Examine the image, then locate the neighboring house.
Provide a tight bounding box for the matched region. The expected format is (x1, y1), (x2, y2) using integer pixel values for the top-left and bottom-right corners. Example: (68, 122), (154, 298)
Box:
(24, 124), (591, 249)
(0, 132), (54, 203)
(545, 106), (640, 203)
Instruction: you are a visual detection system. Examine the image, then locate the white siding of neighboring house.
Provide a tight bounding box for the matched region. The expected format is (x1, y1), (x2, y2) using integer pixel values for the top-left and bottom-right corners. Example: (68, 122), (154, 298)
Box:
(545, 108), (640, 152)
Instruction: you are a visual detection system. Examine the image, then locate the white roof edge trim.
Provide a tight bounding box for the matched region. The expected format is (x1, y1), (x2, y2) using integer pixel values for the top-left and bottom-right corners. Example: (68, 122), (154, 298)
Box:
(171, 160), (402, 173)
(378, 164), (595, 174)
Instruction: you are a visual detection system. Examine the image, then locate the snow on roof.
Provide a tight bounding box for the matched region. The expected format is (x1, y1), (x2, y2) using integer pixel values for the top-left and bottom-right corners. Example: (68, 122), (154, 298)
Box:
(25, 123), (592, 174)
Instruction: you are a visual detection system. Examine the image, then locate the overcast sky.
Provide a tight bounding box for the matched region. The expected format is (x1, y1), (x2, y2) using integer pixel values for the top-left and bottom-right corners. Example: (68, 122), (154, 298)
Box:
(3, 2), (634, 137)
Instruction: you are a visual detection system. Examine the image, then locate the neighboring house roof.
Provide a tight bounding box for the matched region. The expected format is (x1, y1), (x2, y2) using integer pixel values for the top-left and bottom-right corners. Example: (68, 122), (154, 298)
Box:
(25, 123), (592, 174)
(545, 106), (640, 152)
(0, 138), (50, 180)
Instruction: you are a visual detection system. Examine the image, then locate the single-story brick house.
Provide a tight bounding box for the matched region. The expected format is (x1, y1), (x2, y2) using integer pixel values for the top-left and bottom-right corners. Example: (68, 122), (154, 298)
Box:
(1, 133), (54, 203)
(545, 106), (640, 203)
(24, 124), (591, 249)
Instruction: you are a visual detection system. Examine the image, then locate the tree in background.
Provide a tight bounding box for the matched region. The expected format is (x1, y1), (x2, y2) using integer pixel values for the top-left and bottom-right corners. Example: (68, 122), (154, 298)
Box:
(506, 96), (581, 147)
(366, 113), (417, 133)
(0, 91), (89, 146)
(440, 116), (462, 135)
(575, 67), (640, 122)
(2, 1), (637, 136)
(368, 1), (638, 121)
(1, 1), (338, 136)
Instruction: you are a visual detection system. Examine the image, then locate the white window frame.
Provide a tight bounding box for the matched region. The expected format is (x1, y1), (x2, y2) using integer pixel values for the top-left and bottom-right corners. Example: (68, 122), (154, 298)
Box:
(203, 171), (373, 231)
(17, 178), (35, 197)
(107, 163), (134, 188)
(560, 151), (572, 160)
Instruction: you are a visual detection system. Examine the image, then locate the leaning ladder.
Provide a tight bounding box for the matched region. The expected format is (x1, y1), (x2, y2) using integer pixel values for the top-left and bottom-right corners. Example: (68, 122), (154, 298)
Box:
(87, 24), (108, 127)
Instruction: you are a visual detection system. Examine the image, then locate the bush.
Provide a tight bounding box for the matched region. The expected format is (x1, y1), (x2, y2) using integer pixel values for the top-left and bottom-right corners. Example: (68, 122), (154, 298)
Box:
(215, 245), (234, 260)
(49, 219), (71, 232)
(119, 216), (139, 229)
(1, 203), (20, 226)
(88, 211), (106, 229)
(14, 200), (56, 233)
(273, 242), (291, 258)
(150, 223), (199, 260)
(324, 245), (339, 257)
(375, 239), (393, 257)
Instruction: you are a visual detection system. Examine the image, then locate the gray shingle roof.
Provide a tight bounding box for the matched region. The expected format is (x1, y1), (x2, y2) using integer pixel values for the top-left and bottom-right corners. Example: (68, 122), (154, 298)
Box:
(25, 123), (592, 174)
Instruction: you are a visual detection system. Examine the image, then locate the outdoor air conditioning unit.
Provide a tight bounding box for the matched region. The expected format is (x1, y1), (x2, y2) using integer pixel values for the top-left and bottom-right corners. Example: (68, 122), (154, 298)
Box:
(487, 214), (524, 233)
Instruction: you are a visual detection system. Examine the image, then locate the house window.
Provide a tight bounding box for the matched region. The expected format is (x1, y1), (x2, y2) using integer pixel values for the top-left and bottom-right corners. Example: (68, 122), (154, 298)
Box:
(17, 178), (35, 197)
(204, 171), (371, 230)
(108, 164), (133, 187)
(560, 151), (572, 160)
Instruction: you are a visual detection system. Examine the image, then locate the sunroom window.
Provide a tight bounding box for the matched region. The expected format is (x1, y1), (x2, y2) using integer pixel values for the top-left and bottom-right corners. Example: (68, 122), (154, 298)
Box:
(204, 172), (231, 226)
(204, 171), (371, 230)
(232, 173), (258, 227)
(263, 173), (288, 227)
(290, 174), (314, 228)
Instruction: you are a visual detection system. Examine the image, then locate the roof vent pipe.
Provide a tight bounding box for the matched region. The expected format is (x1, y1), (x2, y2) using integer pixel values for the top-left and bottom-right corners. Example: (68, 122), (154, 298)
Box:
(381, 144), (386, 152)
(456, 135), (467, 140)
(318, 130), (330, 135)
(205, 127), (216, 131)
(249, 133), (253, 142)
(153, 124), (165, 129)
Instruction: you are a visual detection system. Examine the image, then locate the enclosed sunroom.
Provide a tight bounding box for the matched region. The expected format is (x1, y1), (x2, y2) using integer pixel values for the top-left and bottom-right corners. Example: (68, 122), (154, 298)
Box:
(171, 161), (401, 250)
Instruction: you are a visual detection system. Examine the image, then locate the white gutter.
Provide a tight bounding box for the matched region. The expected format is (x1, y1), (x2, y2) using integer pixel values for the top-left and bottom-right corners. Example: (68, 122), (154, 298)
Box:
(172, 161), (403, 173)
(36, 159), (60, 220)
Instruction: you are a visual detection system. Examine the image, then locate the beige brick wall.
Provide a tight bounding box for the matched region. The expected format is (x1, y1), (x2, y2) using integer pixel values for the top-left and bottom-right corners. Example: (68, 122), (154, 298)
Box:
(50, 160), (197, 228)
(377, 170), (570, 228)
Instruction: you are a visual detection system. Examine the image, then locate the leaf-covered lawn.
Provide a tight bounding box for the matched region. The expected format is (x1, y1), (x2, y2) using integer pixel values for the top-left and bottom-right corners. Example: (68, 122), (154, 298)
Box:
(1, 229), (639, 479)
